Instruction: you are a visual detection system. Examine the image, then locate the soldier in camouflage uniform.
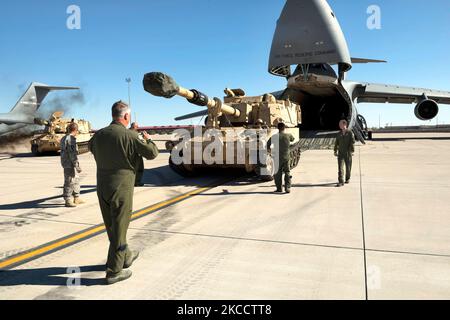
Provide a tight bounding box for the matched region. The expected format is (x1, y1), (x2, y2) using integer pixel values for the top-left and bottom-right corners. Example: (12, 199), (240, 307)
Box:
(129, 122), (145, 187)
(89, 101), (159, 285)
(268, 122), (295, 194)
(334, 119), (355, 187)
(60, 122), (84, 207)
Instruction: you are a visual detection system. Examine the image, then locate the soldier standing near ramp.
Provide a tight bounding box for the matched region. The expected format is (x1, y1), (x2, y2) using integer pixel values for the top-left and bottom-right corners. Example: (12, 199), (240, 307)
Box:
(129, 122), (145, 187)
(334, 119), (355, 187)
(89, 101), (159, 285)
(268, 122), (295, 194)
(60, 122), (84, 208)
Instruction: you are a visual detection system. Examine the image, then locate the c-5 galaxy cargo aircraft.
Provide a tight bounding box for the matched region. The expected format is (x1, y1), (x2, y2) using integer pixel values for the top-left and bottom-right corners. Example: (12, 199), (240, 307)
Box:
(0, 83), (79, 136)
(175, 0), (450, 142)
(268, 0), (450, 141)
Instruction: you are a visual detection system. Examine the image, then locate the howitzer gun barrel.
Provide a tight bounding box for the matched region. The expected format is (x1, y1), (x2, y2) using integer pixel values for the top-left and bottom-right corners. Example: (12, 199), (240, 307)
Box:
(143, 72), (240, 118)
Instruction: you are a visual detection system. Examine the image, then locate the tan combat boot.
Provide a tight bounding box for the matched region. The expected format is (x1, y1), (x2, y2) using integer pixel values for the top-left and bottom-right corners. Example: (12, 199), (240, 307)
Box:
(74, 197), (85, 205)
(65, 199), (77, 208)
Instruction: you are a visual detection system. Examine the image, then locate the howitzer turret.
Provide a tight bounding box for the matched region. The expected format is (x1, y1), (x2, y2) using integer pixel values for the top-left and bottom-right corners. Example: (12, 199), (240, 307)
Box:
(143, 72), (303, 180)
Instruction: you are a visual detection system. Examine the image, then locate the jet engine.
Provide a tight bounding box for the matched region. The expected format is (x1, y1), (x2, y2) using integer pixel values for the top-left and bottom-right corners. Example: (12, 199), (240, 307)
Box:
(414, 96), (439, 121)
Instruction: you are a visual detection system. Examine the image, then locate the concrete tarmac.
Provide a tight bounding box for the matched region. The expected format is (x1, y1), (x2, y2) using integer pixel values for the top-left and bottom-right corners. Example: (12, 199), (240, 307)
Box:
(0, 132), (450, 300)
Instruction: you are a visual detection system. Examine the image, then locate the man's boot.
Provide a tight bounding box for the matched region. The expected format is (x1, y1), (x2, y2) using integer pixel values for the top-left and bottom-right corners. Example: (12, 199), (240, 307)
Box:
(106, 269), (132, 285)
(65, 199), (77, 208)
(74, 197), (85, 205)
(124, 250), (140, 269)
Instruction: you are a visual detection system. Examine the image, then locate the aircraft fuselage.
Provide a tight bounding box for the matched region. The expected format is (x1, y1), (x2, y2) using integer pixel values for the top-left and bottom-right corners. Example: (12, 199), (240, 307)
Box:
(279, 63), (358, 133)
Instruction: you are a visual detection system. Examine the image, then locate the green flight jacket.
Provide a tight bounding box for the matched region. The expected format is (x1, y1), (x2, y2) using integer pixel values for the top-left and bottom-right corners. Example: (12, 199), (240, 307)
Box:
(89, 122), (159, 189)
(334, 130), (355, 157)
(268, 132), (295, 162)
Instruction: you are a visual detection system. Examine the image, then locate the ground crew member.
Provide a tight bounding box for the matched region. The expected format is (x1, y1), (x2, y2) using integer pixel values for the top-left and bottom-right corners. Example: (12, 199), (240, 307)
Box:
(334, 119), (355, 187)
(60, 122), (84, 207)
(89, 101), (159, 285)
(268, 122), (295, 194)
(129, 122), (145, 187)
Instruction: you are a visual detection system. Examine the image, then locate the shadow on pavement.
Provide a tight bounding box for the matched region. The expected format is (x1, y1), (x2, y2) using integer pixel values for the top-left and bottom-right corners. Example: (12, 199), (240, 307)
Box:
(8, 153), (35, 158)
(197, 189), (277, 196)
(258, 182), (337, 188)
(140, 165), (245, 187)
(0, 187), (97, 210)
(291, 182), (337, 188)
(0, 265), (106, 286)
(13, 152), (59, 158)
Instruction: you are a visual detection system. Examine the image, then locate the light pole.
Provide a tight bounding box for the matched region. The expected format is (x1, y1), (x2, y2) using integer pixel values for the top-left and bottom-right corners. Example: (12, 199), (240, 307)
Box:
(125, 78), (131, 107)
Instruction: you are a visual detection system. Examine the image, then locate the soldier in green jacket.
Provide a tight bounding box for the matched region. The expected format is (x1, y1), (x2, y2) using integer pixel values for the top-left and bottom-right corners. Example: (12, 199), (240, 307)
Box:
(268, 122), (295, 194)
(89, 101), (159, 285)
(334, 119), (355, 187)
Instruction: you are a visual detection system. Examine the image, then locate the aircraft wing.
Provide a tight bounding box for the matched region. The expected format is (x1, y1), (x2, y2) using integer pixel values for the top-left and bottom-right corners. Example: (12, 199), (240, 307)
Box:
(354, 82), (450, 105)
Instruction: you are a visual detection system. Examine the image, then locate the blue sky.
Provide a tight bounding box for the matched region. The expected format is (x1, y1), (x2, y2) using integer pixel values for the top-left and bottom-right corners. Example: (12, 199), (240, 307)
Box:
(0, 0), (449, 129)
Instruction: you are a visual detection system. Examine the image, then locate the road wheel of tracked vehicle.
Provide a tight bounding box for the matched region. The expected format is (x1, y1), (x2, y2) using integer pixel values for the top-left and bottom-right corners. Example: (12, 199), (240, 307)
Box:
(31, 144), (41, 156)
(165, 141), (175, 152)
(256, 154), (275, 181)
(168, 155), (197, 177)
(77, 143), (89, 155)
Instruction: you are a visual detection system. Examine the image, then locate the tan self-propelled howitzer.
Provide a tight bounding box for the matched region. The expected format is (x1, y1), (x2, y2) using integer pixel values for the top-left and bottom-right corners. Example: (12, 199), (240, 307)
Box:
(31, 111), (93, 156)
(143, 72), (302, 180)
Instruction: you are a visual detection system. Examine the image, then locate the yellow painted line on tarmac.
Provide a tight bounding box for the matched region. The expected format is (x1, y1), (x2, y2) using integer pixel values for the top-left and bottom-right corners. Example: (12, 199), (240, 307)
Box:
(0, 182), (225, 270)
(0, 225), (106, 270)
(131, 186), (210, 220)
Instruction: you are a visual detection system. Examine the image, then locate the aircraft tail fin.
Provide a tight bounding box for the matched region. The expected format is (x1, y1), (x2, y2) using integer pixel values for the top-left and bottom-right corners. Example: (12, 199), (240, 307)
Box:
(10, 82), (79, 115)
